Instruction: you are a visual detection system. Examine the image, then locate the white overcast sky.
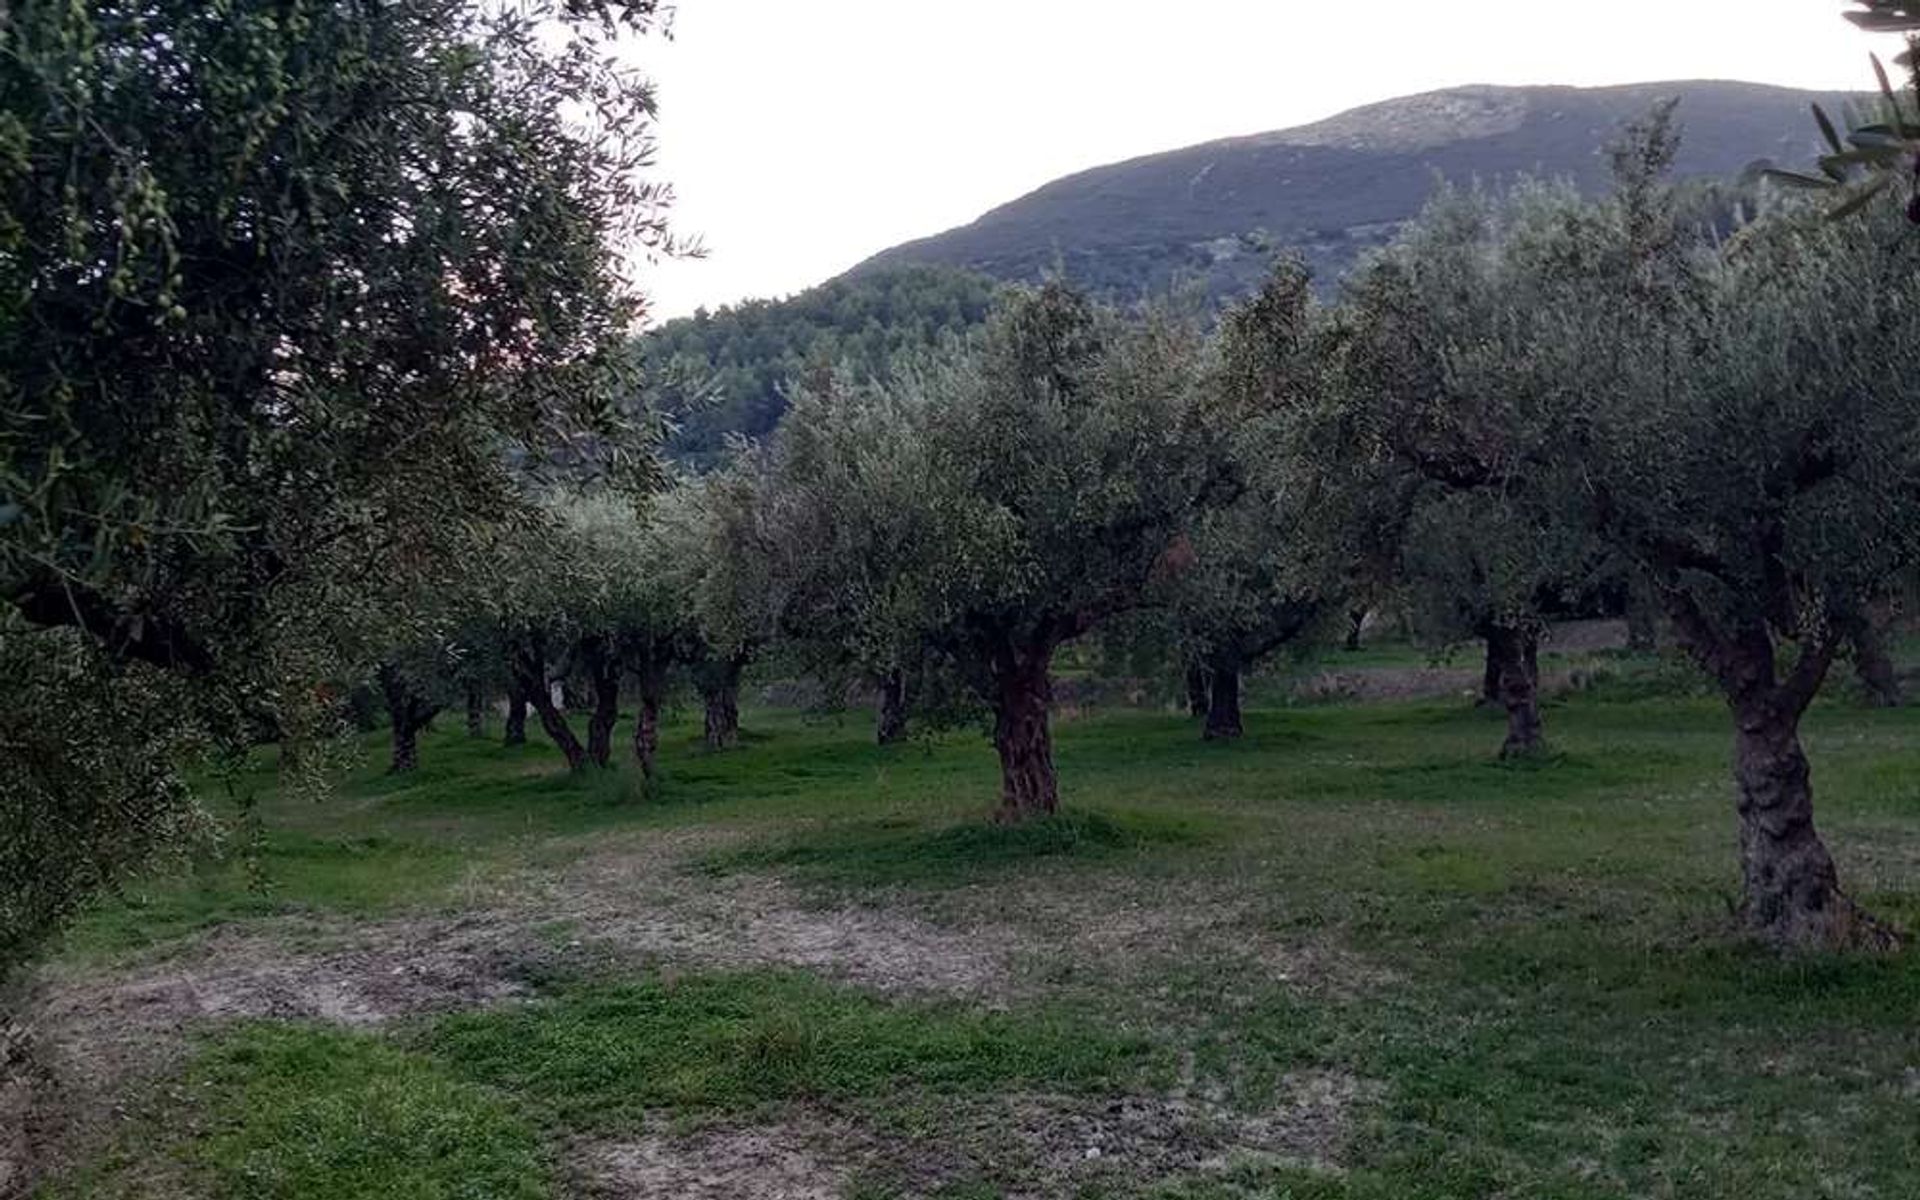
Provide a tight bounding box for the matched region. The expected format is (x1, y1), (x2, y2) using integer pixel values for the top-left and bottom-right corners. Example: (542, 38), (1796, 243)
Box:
(637, 1), (1897, 322)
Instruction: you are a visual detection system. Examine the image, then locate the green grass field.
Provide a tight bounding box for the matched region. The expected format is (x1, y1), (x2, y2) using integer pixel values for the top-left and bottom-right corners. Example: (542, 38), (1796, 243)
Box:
(29, 656), (1920, 1200)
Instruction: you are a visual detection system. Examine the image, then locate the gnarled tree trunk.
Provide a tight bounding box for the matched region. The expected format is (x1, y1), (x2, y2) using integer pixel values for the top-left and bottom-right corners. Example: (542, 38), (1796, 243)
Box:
(1203, 654), (1243, 740)
(582, 641), (621, 768)
(503, 675), (528, 746)
(1486, 624), (1543, 758)
(875, 668), (908, 745)
(991, 642), (1058, 823)
(511, 645), (584, 770)
(701, 656), (744, 750)
(1731, 691), (1868, 947)
(1671, 611), (1895, 952)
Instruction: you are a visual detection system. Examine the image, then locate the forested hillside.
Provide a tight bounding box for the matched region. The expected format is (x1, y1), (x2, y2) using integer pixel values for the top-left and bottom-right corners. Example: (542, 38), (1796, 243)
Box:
(644, 80), (1850, 456)
(640, 265), (998, 458)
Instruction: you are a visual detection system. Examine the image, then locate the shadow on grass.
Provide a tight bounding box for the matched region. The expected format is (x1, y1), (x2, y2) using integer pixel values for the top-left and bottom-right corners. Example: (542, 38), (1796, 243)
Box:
(700, 807), (1218, 889)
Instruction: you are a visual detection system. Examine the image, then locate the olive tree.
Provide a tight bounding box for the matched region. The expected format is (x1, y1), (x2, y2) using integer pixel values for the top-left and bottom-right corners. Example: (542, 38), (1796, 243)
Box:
(754, 374), (944, 745)
(1552, 189), (1920, 949)
(1162, 261), (1338, 740)
(0, 0), (674, 968)
(1336, 183), (1609, 757)
(864, 284), (1214, 820)
(1437, 109), (1920, 949)
(678, 463), (788, 750)
(575, 489), (703, 777)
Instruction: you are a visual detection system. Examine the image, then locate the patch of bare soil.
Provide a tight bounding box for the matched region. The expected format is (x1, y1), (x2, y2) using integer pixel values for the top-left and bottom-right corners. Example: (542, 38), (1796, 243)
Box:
(570, 1071), (1367, 1199)
(16, 822), (1387, 1193)
(539, 835), (1013, 997)
(570, 1120), (854, 1200)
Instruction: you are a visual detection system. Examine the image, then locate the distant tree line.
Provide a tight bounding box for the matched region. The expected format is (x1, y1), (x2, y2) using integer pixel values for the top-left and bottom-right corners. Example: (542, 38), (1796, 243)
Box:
(639, 265), (999, 459)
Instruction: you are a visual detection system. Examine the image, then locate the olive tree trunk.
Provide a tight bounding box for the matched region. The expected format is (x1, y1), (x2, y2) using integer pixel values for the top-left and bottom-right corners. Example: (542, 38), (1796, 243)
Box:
(701, 657), (744, 750)
(582, 641), (621, 768)
(875, 668), (908, 745)
(1343, 607), (1368, 652)
(378, 664), (440, 775)
(991, 644), (1058, 823)
(1183, 661), (1210, 718)
(1203, 654), (1243, 741)
(464, 682), (486, 738)
(503, 675), (528, 746)
(630, 659), (669, 779)
(511, 646), (584, 770)
(1486, 624), (1544, 758)
(1673, 612), (1895, 951)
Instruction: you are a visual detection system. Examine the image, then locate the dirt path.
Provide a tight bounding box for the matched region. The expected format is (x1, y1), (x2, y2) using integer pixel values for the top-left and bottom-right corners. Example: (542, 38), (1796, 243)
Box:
(14, 822), (1379, 1196)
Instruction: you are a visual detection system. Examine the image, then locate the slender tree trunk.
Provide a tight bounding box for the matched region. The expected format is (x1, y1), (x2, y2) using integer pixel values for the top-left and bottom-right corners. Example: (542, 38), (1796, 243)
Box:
(583, 641), (621, 768)
(1486, 624), (1544, 758)
(1183, 661), (1210, 718)
(1852, 614), (1902, 708)
(875, 668), (909, 745)
(701, 657), (744, 750)
(992, 642), (1059, 823)
(1203, 654), (1243, 740)
(512, 647), (585, 770)
(465, 682), (486, 738)
(631, 662), (667, 779)
(389, 712), (421, 774)
(1343, 607), (1368, 652)
(503, 675), (528, 746)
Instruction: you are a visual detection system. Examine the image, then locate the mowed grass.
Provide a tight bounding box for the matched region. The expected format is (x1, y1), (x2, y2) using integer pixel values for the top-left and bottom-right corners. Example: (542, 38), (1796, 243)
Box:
(41, 654), (1920, 1199)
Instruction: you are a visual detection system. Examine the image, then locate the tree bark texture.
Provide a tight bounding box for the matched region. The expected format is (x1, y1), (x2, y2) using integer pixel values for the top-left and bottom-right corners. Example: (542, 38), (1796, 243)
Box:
(1203, 655), (1243, 741)
(701, 657), (744, 750)
(511, 645), (584, 770)
(630, 659), (669, 780)
(875, 668), (909, 745)
(991, 642), (1059, 823)
(1486, 625), (1544, 758)
(1344, 607), (1368, 652)
(378, 664), (440, 775)
(582, 640), (621, 768)
(1667, 606), (1896, 951)
(503, 675), (528, 746)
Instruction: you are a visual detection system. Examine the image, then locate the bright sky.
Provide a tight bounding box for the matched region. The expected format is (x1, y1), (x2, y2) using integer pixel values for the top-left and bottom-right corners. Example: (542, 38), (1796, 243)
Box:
(638, 1), (1897, 322)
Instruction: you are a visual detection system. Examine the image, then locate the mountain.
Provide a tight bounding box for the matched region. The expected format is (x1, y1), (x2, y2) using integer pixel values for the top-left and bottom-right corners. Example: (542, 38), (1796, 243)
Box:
(845, 80), (1854, 302)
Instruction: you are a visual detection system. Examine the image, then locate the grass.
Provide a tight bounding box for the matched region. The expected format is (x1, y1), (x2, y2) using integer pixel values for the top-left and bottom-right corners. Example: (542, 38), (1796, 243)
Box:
(426, 970), (1157, 1127)
(34, 643), (1920, 1199)
(700, 807), (1217, 888)
(45, 1024), (552, 1200)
